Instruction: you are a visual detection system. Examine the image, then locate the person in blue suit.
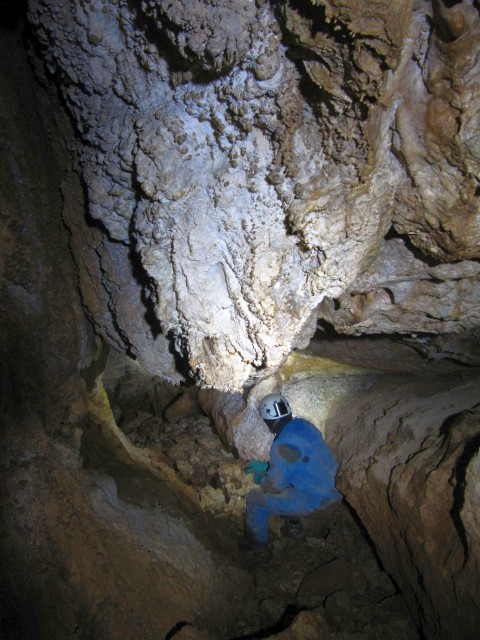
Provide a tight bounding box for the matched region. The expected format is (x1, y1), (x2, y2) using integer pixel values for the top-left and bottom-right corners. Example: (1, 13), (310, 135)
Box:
(240, 393), (342, 557)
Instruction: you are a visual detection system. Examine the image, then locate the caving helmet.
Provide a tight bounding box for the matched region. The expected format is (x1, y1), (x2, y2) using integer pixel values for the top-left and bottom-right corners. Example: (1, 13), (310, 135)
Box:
(259, 393), (292, 424)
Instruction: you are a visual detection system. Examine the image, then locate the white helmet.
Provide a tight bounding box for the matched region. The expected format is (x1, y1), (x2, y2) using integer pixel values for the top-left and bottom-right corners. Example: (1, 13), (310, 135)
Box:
(259, 393), (292, 422)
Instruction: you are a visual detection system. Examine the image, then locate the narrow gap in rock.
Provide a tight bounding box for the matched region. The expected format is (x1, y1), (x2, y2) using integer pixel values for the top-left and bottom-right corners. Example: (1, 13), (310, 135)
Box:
(102, 349), (421, 639)
(450, 431), (480, 563)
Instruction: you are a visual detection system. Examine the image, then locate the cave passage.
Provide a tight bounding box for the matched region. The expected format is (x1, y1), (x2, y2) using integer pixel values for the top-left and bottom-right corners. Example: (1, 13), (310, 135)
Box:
(2, 1), (480, 638)
(90, 349), (423, 640)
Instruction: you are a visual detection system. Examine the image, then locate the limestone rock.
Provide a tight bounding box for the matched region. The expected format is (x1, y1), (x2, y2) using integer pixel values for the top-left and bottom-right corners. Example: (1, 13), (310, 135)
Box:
(168, 624), (210, 640)
(0, 27), (94, 436)
(0, 380), (260, 640)
(392, 1), (480, 260)
(317, 237), (480, 335)
(139, 0), (257, 76)
(7, 12), (480, 640)
(224, 347), (480, 639)
(164, 389), (203, 423)
(296, 558), (363, 608)
(262, 610), (331, 640)
(329, 372), (480, 640)
(24, 1), (480, 389)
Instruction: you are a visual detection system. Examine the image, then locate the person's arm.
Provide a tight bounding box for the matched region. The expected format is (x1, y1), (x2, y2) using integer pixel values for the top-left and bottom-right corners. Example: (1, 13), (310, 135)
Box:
(262, 443), (301, 492)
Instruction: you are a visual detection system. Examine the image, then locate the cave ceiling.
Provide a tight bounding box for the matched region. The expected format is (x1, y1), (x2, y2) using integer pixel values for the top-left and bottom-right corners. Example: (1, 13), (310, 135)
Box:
(24, 0), (480, 389)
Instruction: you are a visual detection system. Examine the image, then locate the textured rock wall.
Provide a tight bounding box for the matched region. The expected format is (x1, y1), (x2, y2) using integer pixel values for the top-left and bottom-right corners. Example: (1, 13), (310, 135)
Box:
(25, 0), (480, 390)
(228, 348), (480, 640)
(0, 383), (259, 640)
(3, 7), (480, 640)
(0, 26), (93, 432)
(0, 30), (258, 640)
(317, 236), (480, 335)
(329, 373), (480, 640)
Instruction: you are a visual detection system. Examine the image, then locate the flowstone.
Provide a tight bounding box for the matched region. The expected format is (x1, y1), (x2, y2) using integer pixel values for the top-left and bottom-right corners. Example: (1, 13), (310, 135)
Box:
(25, 0), (480, 389)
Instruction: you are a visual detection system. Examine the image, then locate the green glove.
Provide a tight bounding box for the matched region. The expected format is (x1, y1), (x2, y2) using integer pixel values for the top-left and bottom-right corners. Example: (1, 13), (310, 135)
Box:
(244, 460), (269, 484)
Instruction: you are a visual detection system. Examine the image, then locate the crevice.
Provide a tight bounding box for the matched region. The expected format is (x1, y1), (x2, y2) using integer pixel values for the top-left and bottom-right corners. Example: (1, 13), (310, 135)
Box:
(128, 236), (163, 339)
(450, 431), (480, 565)
(229, 604), (305, 640)
(343, 501), (390, 577)
(164, 621), (193, 640)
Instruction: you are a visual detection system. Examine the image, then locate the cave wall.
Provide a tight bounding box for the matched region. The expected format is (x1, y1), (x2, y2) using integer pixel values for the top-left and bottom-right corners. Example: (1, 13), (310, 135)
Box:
(0, 382), (259, 640)
(0, 27), (258, 640)
(222, 349), (480, 640)
(2, 2), (480, 639)
(330, 375), (480, 640)
(0, 25), (95, 437)
(23, 0), (480, 390)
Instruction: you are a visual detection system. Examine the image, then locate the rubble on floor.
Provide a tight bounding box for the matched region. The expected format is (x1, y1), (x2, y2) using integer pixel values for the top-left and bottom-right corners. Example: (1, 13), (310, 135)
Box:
(103, 351), (419, 640)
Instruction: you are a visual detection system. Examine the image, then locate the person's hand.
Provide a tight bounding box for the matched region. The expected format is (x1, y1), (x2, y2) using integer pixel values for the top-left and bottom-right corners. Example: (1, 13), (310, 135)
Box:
(244, 460), (268, 484)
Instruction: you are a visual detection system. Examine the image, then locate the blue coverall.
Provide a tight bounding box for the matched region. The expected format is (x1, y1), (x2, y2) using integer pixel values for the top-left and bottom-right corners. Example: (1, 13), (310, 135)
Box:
(246, 417), (341, 546)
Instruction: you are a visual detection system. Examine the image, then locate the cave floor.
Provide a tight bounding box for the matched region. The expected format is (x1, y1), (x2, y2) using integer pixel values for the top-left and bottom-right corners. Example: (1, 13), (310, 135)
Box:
(103, 351), (421, 639)
(217, 502), (419, 640)
(116, 413), (419, 640)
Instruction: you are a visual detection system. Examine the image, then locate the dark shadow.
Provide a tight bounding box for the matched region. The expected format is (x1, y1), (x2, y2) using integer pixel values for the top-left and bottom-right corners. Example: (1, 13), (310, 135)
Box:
(125, 0), (235, 86)
(383, 226), (447, 268)
(343, 501), (427, 640)
(128, 243), (163, 339)
(450, 430), (480, 565)
(343, 500), (388, 576)
(0, 0), (28, 30)
(166, 330), (197, 386)
(272, 0), (374, 121)
(0, 580), (37, 640)
(164, 621), (192, 640)
(436, 410), (480, 565)
(439, 411), (459, 441)
(229, 604), (304, 640)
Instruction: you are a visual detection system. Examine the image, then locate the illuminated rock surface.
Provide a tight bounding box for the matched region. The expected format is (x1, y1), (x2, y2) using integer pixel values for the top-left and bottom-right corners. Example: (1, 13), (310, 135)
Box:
(23, 0), (480, 389)
(1, 2), (480, 639)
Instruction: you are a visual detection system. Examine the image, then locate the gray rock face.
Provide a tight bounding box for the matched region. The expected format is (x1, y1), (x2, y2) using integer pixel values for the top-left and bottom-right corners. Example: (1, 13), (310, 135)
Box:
(25, 0), (480, 389)
(318, 236), (480, 334)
